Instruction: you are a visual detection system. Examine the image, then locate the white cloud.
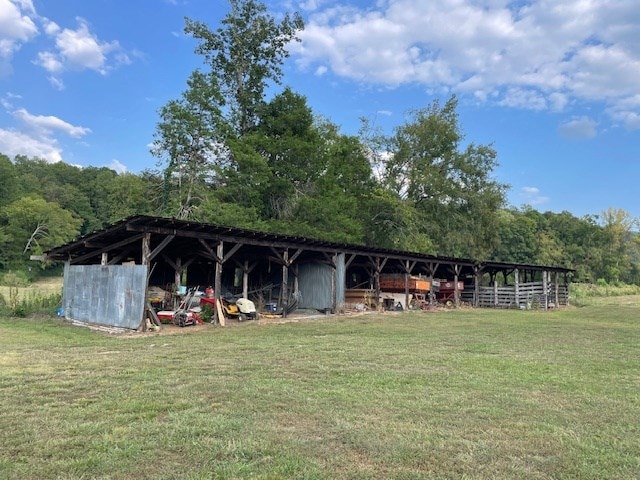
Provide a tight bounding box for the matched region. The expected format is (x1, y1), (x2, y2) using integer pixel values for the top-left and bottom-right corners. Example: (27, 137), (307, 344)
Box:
(520, 186), (549, 206)
(13, 108), (91, 138)
(0, 0), (38, 58)
(608, 109), (640, 131)
(48, 75), (64, 90)
(558, 116), (597, 139)
(34, 17), (130, 77)
(0, 91), (20, 109)
(108, 159), (127, 174)
(13, 0), (34, 14)
(498, 87), (547, 111)
(0, 128), (62, 162)
(42, 18), (59, 36)
(295, 0), (640, 125)
(0, 104), (90, 163)
(315, 65), (327, 76)
(53, 18), (118, 74)
(35, 50), (62, 72)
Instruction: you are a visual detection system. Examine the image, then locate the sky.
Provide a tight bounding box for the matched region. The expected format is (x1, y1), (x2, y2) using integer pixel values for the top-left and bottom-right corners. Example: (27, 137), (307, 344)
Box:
(0, 0), (639, 221)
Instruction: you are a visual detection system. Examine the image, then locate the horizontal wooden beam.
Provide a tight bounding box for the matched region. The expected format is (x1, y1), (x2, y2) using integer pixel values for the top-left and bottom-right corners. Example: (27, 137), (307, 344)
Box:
(70, 233), (145, 265)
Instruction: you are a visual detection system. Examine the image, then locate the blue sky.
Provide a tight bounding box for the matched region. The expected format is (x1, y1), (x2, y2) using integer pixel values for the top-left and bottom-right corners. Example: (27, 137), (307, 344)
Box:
(1, 0), (639, 221)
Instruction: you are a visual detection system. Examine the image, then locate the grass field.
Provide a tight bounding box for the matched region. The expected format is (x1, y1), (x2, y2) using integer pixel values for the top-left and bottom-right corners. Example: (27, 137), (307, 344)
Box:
(0, 276), (63, 312)
(1, 301), (639, 479)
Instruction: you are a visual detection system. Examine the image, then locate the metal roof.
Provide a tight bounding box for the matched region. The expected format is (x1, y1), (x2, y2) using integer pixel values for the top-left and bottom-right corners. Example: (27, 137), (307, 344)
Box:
(45, 214), (574, 274)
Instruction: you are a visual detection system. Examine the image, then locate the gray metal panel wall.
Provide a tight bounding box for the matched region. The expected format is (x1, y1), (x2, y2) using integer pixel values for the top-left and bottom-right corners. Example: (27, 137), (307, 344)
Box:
(62, 264), (147, 329)
(297, 262), (332, 310)
(336, 253), (345, 306)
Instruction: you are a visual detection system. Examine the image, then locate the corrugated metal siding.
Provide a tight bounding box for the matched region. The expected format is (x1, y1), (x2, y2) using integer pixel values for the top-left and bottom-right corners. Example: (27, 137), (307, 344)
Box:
(336, 253), (345, 306)
(62, 264), (147, 329)
(297, 263), (332, 310)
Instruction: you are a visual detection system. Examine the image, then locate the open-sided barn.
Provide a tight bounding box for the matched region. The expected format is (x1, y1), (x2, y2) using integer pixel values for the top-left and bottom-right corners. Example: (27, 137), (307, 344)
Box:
(45, 215), (574, 330)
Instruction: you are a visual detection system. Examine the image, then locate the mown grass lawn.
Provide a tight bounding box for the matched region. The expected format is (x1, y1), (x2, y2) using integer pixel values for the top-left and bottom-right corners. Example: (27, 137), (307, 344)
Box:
(1, 301), (639, 479)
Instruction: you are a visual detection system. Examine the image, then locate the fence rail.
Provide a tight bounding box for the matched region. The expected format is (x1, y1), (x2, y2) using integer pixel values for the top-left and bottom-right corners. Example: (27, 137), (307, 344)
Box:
(473, 282), (569, 309)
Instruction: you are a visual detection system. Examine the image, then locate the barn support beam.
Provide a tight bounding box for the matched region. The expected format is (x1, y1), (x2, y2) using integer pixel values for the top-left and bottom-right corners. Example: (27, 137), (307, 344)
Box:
(367, 256), (387, 311)
(281, 249), (289, 317)
(514, 268), (520, 308)
(214, 242), (224, 324)
(543, 270), (549, 310)
(405, 260), (417, 310)
(269, 247), (303, 318)
(473, 265), (482, 307)
(453, 264), (461, 308)
(140, 233), (151, 332)
(70, 233), (145, 265)
(426, 261), (440, 305)
(331, 253), (337, 313)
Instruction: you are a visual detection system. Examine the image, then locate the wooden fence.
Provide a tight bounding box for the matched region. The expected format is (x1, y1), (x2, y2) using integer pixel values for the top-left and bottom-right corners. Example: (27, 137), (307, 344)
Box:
(468, 281), (569, 309)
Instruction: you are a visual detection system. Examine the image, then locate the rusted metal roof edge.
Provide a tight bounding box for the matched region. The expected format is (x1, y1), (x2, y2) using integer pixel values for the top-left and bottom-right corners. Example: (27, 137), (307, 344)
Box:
(44, 214), (575, 274)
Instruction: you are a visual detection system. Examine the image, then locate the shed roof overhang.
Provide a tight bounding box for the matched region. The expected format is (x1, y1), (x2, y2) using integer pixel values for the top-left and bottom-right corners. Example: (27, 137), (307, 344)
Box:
(44, 215), (574, 277)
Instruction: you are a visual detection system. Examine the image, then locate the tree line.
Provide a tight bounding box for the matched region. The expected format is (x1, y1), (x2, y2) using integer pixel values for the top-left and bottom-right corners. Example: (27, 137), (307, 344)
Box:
(0, 0), (638, 286)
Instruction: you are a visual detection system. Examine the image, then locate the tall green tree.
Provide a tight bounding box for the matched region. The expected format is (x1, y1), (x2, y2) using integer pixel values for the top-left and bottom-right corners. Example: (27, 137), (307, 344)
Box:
(248, 88), (322, 220)
(185, 0), (303, 136)
(382, 96), (507, 258)
(152, 71), (226, 218)
(152, 0), (304, 219)
(285, 124), (374, 243)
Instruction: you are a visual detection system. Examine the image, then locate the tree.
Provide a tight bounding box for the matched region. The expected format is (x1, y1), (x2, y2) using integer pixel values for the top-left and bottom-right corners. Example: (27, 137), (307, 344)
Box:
(381, 96), (507, 258)
(0, 196), (82, 267)
(598, 208), (638, 283)
(104, 173), (156, 222)
(284, 126), (375, 243)
(0, 154), (18, 208)
(185, 0), (303, 136)
(248, 88), (323, 220)
(492, 208), (539, 264)
(152, 71), (226, 218)
(152, 0), (304, 219)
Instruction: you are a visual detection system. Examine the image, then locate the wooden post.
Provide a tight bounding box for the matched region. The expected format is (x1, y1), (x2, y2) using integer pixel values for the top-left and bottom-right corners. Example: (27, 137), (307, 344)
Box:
(474, 266), (481, 307)
(494, 280), (498, 307)
(331, 253), (337, 314)
(514, 267), (519, 309)
(140, 233), (151, 332)
(543, 270), (548, 310)
(282, 249), (289, 318)
(374, 257), (381, 311)
(453, 265), (461, 308)
(174, 257), (182, 289)
(554, 272), (559, 307)
(427, 261), (439, 305)
(243, 260), (249, 299)
(293, 266), (299, 298)
(101, 252), (108, 266)
(404, 261), (410, 311)
(214, 242), (223, 324)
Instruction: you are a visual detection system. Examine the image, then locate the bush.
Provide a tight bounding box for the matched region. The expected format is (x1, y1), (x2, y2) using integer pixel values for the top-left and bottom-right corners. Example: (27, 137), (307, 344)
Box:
(1, 270), (29, 287)
(571, 282), (640, 300)
(0, 288), (62, 317)
(200, 303), (214, 323)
